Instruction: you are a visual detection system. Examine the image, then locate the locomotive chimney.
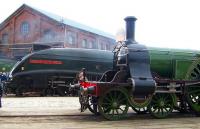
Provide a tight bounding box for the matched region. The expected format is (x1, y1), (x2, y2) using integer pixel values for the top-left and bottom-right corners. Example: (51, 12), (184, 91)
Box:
(124, 16), (137, 42)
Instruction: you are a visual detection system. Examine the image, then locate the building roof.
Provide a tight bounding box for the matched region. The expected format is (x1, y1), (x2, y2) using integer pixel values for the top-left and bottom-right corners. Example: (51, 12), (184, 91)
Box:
(0, 4), (115, 39)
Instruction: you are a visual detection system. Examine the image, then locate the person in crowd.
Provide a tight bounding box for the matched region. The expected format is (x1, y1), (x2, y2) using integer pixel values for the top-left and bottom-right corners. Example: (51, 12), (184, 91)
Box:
(0, 73), (3, 108)
(78, 68), (87, 82)
(0, 85), (2, 108)
(0, 72), (7, 107)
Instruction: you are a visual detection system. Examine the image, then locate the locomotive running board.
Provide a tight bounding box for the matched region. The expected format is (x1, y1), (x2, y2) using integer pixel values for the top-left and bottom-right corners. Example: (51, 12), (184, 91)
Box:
(155, 80), (200, 93)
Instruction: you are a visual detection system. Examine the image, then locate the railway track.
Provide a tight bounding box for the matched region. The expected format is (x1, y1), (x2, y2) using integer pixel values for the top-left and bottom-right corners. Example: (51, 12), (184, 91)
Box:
(0, 97), (200, 129)
(0, 112), (200, 129)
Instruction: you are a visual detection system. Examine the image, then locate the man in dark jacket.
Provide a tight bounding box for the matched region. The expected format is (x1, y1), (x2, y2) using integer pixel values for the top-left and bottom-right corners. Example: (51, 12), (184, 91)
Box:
(0, 72), (7, 108)
(0, 73), (7, 82)
(0, 78), (2, 108)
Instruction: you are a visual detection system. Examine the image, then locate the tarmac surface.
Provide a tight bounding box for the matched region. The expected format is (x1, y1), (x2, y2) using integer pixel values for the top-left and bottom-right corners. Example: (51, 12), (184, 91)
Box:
(0, 97), (200, 129)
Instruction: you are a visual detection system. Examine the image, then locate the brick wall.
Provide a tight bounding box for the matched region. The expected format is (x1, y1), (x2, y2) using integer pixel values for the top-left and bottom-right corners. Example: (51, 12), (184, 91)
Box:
(0, 5), (115, 58)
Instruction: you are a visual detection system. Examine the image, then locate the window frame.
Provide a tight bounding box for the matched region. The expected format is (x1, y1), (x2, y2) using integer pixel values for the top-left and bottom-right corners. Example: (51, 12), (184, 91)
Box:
(81, 39), (87, 48)
(43, 29), (54, 42)
(88, 41), (93, 49)
(1, 33), (9, 44)
(20, 21), (30, 35)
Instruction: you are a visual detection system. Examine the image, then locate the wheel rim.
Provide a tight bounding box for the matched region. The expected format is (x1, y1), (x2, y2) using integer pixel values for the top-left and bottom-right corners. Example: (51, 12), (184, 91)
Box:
(175, 95), (191, 113)
(15, 87), (23, 97)
(186, 85), (200, 112)
(132, 107), (148, 114)
(130, 95), (152, 114)
(87, 96), (99, 115)
(57, 87), (68, 96)
(46, 88), (54, 96)
(148, 93), (174, 118)
(98, 88), (129, 120)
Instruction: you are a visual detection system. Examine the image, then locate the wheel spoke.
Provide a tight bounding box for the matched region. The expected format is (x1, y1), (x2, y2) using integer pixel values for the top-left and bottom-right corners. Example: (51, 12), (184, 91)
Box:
(154, 94), (160, 100)
(114, 91), (117, 99)
(102, 102), (111, 106)
(116, 109), (119, 114)
(151, 99), (157, 103)
(164, 107), (170, 112)
(119, 107), (124, 112)
(118, 97), (127, 104)
(107, 93), (114, 102)
(104, 96), (112, 103)
(152, 107), (157, 113)
(112, 109), (115, 115)
(104, 107), (111, 114)
(117, 92), (123, 100)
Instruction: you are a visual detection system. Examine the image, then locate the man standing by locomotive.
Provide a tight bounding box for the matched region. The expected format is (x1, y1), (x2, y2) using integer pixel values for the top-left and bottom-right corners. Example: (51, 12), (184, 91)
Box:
(0, 82), (2, 108)
(0, 72), (7, 107)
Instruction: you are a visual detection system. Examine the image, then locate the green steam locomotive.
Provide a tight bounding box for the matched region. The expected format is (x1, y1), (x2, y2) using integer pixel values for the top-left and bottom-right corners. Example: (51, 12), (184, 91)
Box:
(78, 16), (200, 120)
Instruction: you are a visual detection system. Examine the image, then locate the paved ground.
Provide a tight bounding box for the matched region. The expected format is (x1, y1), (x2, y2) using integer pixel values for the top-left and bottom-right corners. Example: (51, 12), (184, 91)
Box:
(0, 97), (200, 129)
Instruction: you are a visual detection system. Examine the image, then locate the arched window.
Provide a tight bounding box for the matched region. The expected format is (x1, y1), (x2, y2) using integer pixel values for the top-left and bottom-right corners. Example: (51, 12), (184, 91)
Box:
(93, 41), (98, 49)
(68, 36), (73, 44)
(88, 41), (97, 49)
(1, 33), (8, 44)
(106, 44), (110, 50)
(82, 39), (87, 48)
(68, 35), (75, 44)
(88, 41), (93, 49)
(98, 42), (102, 50)
(20, 21), (30, 35)
(67, 32), (76, 45)
(1, 33), (9, 44)
(43, 29), (54, 41)
(102, 44), (106, 50)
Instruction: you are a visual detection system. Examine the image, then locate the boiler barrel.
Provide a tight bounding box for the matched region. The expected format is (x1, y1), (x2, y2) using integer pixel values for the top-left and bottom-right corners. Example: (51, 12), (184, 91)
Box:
(149, 47), (199, 79)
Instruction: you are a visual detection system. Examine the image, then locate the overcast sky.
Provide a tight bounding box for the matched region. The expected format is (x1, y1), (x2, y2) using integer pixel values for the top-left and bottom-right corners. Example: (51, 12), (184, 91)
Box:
(0, 0), (200, 50)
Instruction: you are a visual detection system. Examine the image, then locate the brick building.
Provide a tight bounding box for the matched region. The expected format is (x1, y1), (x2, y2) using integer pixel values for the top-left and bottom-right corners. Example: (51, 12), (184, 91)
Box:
(0, 4), (115, 58)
